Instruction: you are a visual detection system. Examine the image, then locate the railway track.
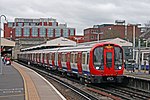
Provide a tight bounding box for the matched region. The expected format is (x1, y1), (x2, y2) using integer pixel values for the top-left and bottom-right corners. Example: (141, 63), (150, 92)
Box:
(16, 61), (150, 100)
(16, 61), (99, 100)
(88, 83), (150, 100)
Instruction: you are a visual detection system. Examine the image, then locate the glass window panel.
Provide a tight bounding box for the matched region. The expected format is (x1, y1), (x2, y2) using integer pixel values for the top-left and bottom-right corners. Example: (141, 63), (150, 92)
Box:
(18, 23), (23, 26)
(15, 27), (22, 37)
(70, 29), (74, 36)
(24, 23), (29, 26)
(55, 28), (61, 37)
(32, 27), (38, 37)
(94, 47), (104, 70)
(63, 29), (68, 37)
(106, 52), (112, 68)
(47, 28), (53, 37)
(8, 22), (13, 27)
(24, 27), (30, 37)
(114, 47), (123, 68)
(40, 27), (46, 37)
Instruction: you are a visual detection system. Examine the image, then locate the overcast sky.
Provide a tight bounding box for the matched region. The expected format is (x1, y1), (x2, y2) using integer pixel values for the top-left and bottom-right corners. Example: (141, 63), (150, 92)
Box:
(1, 0), (150, 35)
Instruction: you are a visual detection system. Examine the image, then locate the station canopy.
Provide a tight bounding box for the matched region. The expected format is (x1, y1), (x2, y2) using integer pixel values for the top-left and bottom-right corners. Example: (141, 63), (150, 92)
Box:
(22, 37), (132, 51)
(77, 38), (133, 47)
(22, 37), (77, 51)
(1, 38), (15, 47)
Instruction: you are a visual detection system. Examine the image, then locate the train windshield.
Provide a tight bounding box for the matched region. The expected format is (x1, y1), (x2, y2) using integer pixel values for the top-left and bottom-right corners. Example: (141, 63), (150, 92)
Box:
(114, 47), (123, 70)
(106, 52), (112, 68)
(93, 47), (104, 70)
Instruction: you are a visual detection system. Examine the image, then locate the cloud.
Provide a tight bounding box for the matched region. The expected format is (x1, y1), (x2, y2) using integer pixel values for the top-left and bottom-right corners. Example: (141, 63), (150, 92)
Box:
(1, 0), (150, 35)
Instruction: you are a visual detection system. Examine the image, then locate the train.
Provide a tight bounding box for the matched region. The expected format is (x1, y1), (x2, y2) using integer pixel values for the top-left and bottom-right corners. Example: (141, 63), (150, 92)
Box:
(18, 42), (125, 83)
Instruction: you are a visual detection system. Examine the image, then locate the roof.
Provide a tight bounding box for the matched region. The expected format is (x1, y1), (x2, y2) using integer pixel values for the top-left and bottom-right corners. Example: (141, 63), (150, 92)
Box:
(108, 38), (132, 46)
(22, 37), (76, 51)
(46, 37), (76, 46)
(77, 38), (132, 47)
(1, 38), (15, 47)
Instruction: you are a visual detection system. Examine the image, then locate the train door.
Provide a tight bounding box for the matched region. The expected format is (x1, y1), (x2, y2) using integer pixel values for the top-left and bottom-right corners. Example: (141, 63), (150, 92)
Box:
(36, 53), (38, 63)
(58, 52), (62, 70)
(42, 53), (45, 64)
(52, 53), (55, 68)
(46, 53), (49, 66)
(104, 47), (115, 74)
(66, 52), (71, 72)
(77, 52), (82, 74)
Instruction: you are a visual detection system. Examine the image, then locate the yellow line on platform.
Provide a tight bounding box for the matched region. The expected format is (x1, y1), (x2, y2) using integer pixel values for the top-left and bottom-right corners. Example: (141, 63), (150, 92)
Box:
(12, 62), (40, 100)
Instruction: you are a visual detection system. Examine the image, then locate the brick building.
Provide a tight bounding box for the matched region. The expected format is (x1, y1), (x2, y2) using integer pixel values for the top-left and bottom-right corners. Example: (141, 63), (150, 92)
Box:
(4, 18), (76, 41)
(84, 22), (141, 42)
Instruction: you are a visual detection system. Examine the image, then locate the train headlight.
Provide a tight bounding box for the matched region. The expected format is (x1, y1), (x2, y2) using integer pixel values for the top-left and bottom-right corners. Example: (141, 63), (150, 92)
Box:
(118, 66), (122, 70)
(96, 66), (100, 70)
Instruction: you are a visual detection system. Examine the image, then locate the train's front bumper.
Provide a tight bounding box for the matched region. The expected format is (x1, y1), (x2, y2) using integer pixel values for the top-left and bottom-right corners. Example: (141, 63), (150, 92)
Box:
(90, 75), (124, 83)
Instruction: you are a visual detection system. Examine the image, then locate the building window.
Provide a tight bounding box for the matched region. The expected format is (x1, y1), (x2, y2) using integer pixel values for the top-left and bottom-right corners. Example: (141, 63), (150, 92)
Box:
(52, 22), (56, 26)
(24, 23), (29, 26)
(91, 36), (94, 39)
(63, 29), (68, 37)
(8, 22), (13, 27)
(55, 28), (61, 37)
(40, 27), (46, 37)
(18, 23), (23, 26)
(32, 27), (38, 37)
(47, 28), (53, 37)
(70, 29), (74, 36)
(24, 27), (30, 37)
(31, 23), (36, 26)
(15, 27), (22, 37)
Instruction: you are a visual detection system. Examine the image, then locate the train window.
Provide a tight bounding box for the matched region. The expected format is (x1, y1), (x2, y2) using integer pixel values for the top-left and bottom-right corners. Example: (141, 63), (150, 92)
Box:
(82, 54), (86, 64)
(49, 53), (51, 60)
(71, 54), (74, 63)
(94, 47), (104, 70)
(75, 54), (78, 63)
(52, 53), (55, 60)
(106, 52), (112, 68)
(114, 47), (123, 70)
(87, 53), (89, 64)
(62, 53), (66, 62)
(44, 53), (47, 60)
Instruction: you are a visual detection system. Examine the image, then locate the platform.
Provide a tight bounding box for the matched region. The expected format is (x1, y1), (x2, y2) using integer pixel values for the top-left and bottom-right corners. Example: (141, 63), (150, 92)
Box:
(12, 62), (66, 100)
(124, 69), (150, 81)
(0, 61), (24, 100)
(0, 60), (66, 100)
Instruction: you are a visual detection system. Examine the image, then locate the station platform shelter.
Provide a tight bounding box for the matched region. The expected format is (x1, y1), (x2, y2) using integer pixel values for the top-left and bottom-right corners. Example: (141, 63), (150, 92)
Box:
(1, 38), (15, 58)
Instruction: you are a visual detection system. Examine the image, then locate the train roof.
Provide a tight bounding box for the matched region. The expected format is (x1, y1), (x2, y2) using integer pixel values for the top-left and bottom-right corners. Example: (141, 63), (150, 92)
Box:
(19, 41), (123, 54)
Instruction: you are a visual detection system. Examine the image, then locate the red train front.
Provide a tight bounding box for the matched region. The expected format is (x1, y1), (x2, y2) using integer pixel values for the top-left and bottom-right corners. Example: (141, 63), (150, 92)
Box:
(89, 43), (124, 83)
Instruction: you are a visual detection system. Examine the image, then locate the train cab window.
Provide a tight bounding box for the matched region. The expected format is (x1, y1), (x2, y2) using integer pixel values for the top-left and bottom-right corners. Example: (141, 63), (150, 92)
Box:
(106, 52), (112, 68)
(94, 47), (104, 70)
(114, 47), (123, 70)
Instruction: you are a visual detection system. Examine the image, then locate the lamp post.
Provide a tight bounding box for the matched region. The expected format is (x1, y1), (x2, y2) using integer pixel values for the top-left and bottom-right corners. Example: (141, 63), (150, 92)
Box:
(132, 25), (136, 61)
(0, 15), (7, 75)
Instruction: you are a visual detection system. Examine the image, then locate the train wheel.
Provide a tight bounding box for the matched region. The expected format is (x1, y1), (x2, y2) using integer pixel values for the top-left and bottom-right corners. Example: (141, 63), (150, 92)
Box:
(79, 77), (85, 84)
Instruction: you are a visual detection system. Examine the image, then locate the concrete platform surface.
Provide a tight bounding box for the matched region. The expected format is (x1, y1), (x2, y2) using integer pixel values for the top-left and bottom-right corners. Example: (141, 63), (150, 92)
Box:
(124, 69), (150, 80)
(12, 62), (66, 100)
(0, 61), (24, 100)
